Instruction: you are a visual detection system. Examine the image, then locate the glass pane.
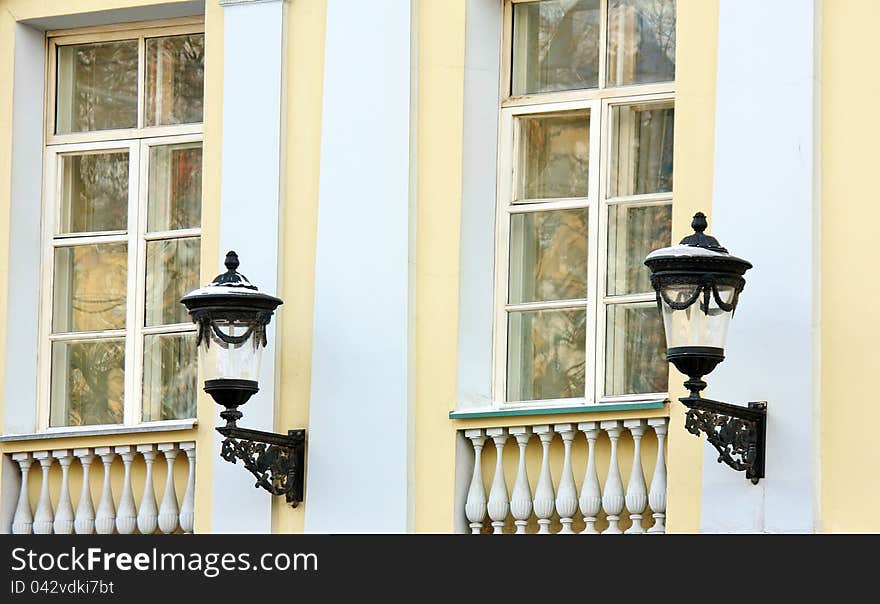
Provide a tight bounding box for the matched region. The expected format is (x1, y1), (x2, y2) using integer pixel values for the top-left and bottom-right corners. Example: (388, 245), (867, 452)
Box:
(507, 308), (586, 402)
(517, 111), (589, 200)
(50, 338), (125, 427)
(147, 143), (203, 231)
(607, 0), (676, 87)
(56, 40), (138, 134)
(510, 209), (588, 303)
(609, 103), (674, 197)
(512, 0), (600, 95)
(53, 243), (128, 333)
(60, 152), (129, 234)
(143, 332), (197, 422)
(604, 303), (668, 396)
(145, 34), (205, 126)
(606, 204), (671, 295)
(145, 238), (201, 326)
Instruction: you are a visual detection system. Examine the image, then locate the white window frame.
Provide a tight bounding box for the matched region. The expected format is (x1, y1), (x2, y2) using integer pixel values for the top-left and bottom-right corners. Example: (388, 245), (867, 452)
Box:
(37, 20), (205, 433)
(492, 0), (675, 409)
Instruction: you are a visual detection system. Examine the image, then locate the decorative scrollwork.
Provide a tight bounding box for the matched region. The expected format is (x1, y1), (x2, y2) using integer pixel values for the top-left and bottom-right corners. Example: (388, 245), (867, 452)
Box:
(684, 406), (763, 484)
(218, 430), (305, 506)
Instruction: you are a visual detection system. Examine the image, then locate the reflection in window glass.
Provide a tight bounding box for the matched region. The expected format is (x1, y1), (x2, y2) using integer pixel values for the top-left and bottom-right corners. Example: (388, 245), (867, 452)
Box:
(50, 338), (125, 427)
(53, 243), (128, 333)
(143, 332), (197, 422)
(145, 34), (205, 126)
(607, 0), (676, 86)
(148, 143), (203, 232)
(517, 111), (590, 200)
(60, 152), (129, 234)
(510, 209), (588, 303)
(512, 0), (601, 95)
(604, 303), (667, 396)
(610, 103), (674, 197)
(606, 204), (671, 296)
(508, 308), (587, 402)
(56, 40), (138, 134)
(145, 238), (201, 327)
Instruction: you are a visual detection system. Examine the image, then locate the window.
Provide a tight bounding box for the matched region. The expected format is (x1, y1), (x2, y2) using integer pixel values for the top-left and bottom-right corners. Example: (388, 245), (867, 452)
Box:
(40, 21), (205, 429)
(495, 0), (675, 406)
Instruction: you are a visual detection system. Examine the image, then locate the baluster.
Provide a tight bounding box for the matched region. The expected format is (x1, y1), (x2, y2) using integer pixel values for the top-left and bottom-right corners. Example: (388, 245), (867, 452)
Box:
(11, 453), (33, 534)
(73, 448), (95, 534)
(52, 450), (75, 534)
(647, 418), (668, 534)
(158, 444), (180, 534)
(624, 420), (648, 534)
(32, 451), (55, 534)
(464, 429), (487, 534)
(115, 446), (137, 534)
(486, 428), (509, 534)
(578, 422), (601, 534)
(532, 425), (555, 534)
(94, 447), (116, 534)
(600, 421), (625, 535)
(179, 442), (196, 534)
(509, 426), (533, 534)
(136, 445), (159, 535)
(554, 424), (577, 534)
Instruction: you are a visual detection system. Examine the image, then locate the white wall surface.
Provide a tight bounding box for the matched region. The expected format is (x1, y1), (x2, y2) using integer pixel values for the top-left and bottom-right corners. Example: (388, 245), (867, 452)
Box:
(304, 0), (415, 533)
(704, 0), (819, 532)
(2, 23), (45, 437)
(213, 0), (287, 533)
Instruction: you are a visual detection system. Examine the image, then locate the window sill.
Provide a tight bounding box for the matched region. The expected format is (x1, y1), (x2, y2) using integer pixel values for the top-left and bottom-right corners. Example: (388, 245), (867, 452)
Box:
(0, 419), (198, 443)
(448, 400), (668, 420)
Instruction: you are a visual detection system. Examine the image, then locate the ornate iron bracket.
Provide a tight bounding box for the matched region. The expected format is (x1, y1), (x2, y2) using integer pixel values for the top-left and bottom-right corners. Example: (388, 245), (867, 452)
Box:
(217, 426), (306, 506)
(680, 396), (767, 484)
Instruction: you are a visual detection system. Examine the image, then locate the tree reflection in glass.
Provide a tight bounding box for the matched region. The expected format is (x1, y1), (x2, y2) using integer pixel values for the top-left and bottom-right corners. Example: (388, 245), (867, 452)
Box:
(56, 40), (138, 134)
(513, 0), (601, 95)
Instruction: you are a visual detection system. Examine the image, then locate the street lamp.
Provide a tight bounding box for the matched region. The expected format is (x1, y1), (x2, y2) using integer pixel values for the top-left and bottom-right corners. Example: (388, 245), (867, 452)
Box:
(644, 213), (767, 484)
(181, 251), (305, 506)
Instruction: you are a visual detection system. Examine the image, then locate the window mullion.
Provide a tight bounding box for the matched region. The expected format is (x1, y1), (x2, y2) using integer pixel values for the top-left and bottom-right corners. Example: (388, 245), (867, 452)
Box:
(599, 0), (608, 91)
(590, 97), (606, 406)
(122, 140), (142, 427)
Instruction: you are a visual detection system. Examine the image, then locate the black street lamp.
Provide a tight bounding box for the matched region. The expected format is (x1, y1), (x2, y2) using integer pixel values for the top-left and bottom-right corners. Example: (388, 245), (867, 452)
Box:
(181, 251), (305, 506)
(645, 213), (767, 484)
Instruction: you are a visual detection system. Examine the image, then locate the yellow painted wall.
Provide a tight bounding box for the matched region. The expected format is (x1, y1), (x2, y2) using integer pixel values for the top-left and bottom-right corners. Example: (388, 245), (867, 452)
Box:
(663, 0), (720, 534)
(413, 0), (466, 533)
(271, 0), (326, 534)
(820, 0), (880, 533)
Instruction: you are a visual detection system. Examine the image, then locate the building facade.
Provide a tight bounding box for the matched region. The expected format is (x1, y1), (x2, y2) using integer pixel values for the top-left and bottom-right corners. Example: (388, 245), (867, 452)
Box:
(0, 0), (873, 534)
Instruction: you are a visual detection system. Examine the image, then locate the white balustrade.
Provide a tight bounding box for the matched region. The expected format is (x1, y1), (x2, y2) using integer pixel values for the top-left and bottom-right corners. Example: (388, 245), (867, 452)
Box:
(647, 418), (669, 534)
(12, 453), (33, 534)
(533, 425), (555, 534)
(464, 429), (488, 534)
(32, 451), (55, 534)
(179, 442), (196, 534)
(115, 446), (137, 535)
(136, 445), (159, 534)
(73, 449), (95, 535)
(459, 417), (669, 535)
(3, 441), (197, 535)
(624, 420), (647, 534)
(554, 424), (578, 534)
(53, 450), (75, 535)
(486, 428), (509, 535)
(509, 427), (532, 534)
